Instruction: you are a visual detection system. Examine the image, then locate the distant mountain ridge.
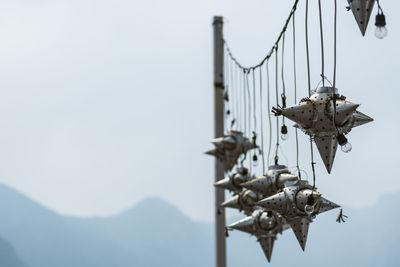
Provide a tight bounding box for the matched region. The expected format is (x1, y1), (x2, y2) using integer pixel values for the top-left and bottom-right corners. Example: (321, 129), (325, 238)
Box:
(0, 184), (399, 267)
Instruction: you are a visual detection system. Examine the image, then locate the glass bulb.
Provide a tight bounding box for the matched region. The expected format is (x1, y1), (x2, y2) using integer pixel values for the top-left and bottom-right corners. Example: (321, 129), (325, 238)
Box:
(375, 26), (388, 39)
(304, 204), (315, 215)
(281, 133), (288, 141)
(340, 142), (352, 153)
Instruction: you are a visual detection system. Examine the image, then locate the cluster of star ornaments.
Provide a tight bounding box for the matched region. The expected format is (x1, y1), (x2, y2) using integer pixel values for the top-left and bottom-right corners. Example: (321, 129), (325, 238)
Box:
(204, 1), (386, 262)
(215, 162), (339, 261)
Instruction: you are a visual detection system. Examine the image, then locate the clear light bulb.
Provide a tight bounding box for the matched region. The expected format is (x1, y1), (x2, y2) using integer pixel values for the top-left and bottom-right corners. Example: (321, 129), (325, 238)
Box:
(375, 13), (387, 39)
(280, 125), (288, 141)
(340, 142), (352, 153)
(252, 154), (258, 167)
(337, 133), (352, 153)
(375, 26), (388, 39)
(304, 204), (315, 215)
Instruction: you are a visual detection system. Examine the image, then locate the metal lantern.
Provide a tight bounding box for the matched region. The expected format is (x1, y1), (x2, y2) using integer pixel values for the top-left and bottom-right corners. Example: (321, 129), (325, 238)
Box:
(221, 189), (261, 215)
(348, 0), (375, 36)
(206, 130), (258, 172)
(256, 180), (340, 250)
(214, 167), (254, 193)
(272, 87), (373, 173)
(241, 164), (298, 196)
(228, 209), (290, 262)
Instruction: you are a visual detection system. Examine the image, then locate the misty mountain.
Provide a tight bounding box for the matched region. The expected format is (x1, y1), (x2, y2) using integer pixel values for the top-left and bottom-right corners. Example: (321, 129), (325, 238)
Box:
(0, 184), (398, 267)
(0, 237), (27, 267)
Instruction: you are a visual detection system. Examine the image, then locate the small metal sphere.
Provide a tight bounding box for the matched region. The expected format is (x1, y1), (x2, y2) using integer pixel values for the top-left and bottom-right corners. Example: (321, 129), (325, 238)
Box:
(259, 212), (277, 231)
(242, 190), (258, 206)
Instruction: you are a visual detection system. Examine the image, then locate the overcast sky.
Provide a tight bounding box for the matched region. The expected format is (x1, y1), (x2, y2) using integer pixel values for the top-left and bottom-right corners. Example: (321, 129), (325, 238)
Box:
(0, 0), (398, 222)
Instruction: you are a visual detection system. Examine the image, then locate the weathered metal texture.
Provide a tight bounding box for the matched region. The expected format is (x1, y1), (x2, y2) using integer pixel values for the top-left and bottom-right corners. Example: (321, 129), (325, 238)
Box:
(347, 0), (376, 36)
(221, 190), (261, 215)
(228, 209), (289, 262)
(214, 167), (254, 193)
(206, 130), (258, 172)
(277, 87), (373, 173)
(256, 180), (340, 250)
(241, 164), (298, 196)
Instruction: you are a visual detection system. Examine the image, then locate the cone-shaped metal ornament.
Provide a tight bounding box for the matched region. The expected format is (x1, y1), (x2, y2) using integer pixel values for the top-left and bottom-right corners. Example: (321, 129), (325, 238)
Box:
(241, 164), (298, 196)
(205, 130), (258, 172)
(228, 209), (289, 262)
(347, 0), (375, 36)
(214, 167), (254, 193)
(221, 190), (261, 214)
(258, 236), (275, 262)
(256, 180), (340, 250)
(289, 217), (310, 251)
(273, 87), (373, 173)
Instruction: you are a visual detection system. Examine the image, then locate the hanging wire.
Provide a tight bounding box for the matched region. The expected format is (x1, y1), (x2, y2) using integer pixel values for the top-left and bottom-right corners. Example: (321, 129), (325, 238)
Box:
(332, 0), (339, 135)
(245, 70), (253, 170)
(266, 61), (272, 168)
(305, 0), (316, 190)
(274, 46), (280, 165)
(259, 67), (266, 174)
(229, 57), (236, 129)
(235, 62), (240, 130)
(292, 12), (302, 180)
(222, 0), (299, 72)
(318, 0), (325, 87)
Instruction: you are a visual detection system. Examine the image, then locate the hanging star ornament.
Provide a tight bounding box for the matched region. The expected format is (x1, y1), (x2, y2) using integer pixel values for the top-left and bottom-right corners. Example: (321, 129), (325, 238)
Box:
(256, 180), (340, 250)
(347, 0), (375, 36)
(214, 167), (254, 193)
(228, 209), (290, 262)
(241, 164), (298, 196)
(221, 189), (261, 215)
(272, 86), (373, 173)
(205, 130), (258, 172)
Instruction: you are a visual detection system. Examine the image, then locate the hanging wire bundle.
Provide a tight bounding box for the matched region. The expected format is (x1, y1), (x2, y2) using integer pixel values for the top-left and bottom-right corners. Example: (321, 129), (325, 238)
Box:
(206, 0), (383, 262)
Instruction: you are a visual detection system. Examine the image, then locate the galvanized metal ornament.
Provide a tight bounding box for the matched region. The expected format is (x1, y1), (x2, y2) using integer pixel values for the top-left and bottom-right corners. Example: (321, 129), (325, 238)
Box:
(241, 164), (298, 196)
(272, 86), (373, 173)
(214, 167), (254, 193)
(206, 130), (258, 172)
(256, 180), (340, 250)
(221, 189), (261, 215)
(347, 0), (375, 36)
(228, 209), (290, 262)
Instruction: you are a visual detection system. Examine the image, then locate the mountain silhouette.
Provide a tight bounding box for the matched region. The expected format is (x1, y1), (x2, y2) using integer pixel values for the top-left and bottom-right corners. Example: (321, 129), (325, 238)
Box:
(0, 184), (398, 267)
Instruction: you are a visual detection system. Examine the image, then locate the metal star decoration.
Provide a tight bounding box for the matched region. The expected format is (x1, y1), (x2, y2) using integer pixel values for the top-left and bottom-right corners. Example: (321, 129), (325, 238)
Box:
(205, 130), (258, 172)
(214, 167), (254, 193)
(272, 86), (373, 173)
(256, 180), (340, 250)
(221, 189), (261, 215)
(241, 164), (298, 196)
(347, 0), (375, 36)
(228, 209), (290, 262)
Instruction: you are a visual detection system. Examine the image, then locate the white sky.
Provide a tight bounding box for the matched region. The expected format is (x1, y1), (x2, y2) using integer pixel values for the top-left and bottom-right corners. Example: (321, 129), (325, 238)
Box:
(0, 0), (398, 222)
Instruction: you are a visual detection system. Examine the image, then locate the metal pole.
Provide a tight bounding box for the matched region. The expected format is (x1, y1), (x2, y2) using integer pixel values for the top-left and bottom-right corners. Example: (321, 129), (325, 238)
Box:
(212, 16), (226, 267)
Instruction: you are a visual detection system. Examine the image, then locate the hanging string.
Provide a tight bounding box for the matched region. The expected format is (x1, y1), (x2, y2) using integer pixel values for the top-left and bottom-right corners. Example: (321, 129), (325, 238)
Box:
(318, 0), (325, 86)
(242, 70), (247, 137)
(266, 61), (272, 168)
(305, 0), (316, 190)
(245, 71), (253, 171)
(332, 0), (340, 135)
(259, 67), (266, 174)
(274, 46), (280, 165)
(252, 70), (257, 132)
(235, 63), (240, 130)
(222, 0), (299, 72)
(292, 12), (301, 180)
(229, 58), (236, 129)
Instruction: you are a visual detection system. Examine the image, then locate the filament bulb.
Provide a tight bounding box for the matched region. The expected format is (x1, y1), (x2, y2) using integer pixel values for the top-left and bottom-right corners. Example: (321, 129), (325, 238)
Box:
(375, 13), (387, 39)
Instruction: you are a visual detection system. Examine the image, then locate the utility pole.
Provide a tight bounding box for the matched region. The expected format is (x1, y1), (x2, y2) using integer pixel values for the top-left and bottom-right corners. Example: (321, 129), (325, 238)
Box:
(212, 16), (226, 267)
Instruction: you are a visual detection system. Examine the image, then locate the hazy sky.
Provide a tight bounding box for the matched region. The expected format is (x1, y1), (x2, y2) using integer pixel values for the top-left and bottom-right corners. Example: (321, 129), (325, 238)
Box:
(0, 0), (398, 222)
